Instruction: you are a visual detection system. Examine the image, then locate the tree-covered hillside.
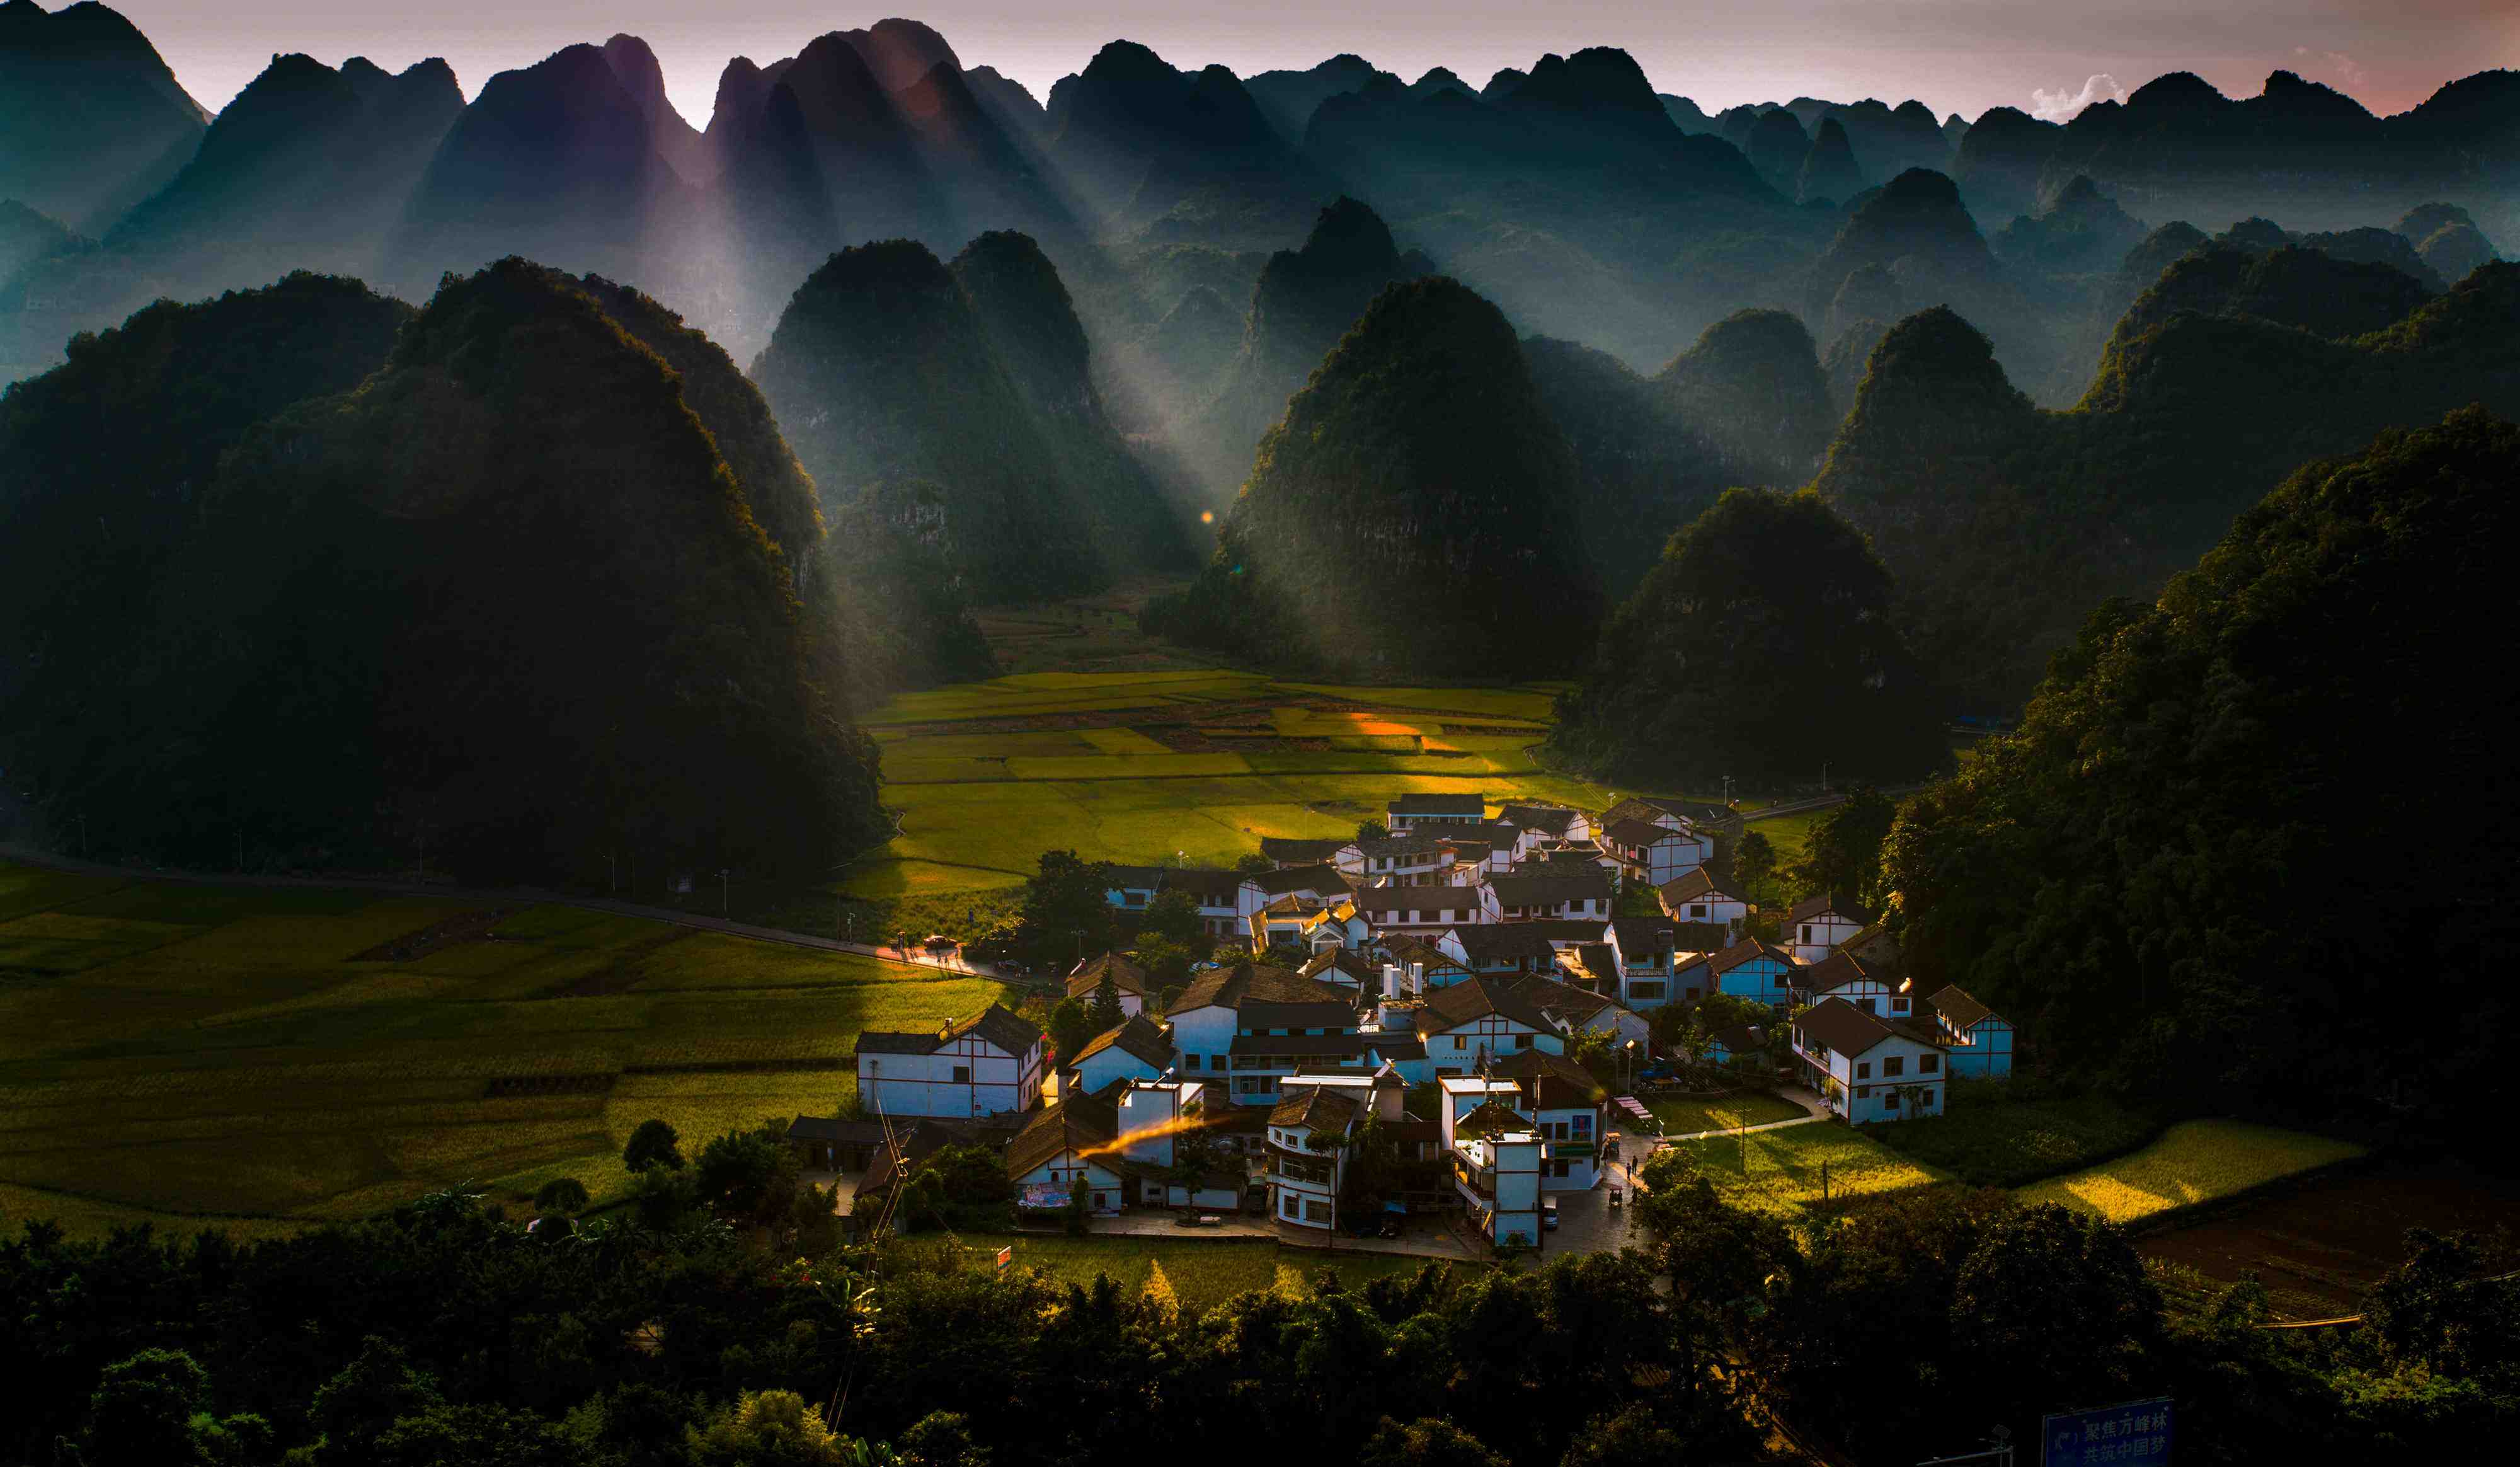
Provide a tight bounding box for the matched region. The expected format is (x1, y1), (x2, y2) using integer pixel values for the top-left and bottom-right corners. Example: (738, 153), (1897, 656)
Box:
(1145, 276), (1601, 677)
(0, 261), (885, 882)
(1884, 408), (2520, 1118)
(1818, 263), (2520, 708)
(1547, 488), (1945, 786)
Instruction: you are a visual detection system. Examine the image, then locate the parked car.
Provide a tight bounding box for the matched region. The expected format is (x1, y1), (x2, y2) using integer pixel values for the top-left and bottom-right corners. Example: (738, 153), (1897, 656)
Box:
(1541, 1199), (1560, 1231)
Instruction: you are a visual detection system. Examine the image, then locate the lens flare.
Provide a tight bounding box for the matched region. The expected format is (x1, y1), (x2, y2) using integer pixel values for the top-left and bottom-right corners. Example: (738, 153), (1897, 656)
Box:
(1200, 510), (1215, 524)
(1076, 1107), (1230, 1161)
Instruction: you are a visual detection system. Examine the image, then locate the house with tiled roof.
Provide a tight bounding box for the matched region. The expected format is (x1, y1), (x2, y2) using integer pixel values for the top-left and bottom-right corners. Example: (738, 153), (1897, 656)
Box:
(1064, 1013), (1176, 1096)
(1339, 831), (1455, 884)
(1236, 863), (1354, 918)
(1445, 922), (1562, 977)
(1705, 1023), (1771, 1071)
(1005, 1090), (1131, 1214)
(1704, 937), (1802, 1010)
(1161, 867), (1247, 940)
(1601, 916), (1727, 1010)
(1482, 872), (1613, 924)
(1492, 1049), (1611, 1190)
(1260, 836), (1351, 866)
(1796, 950), (1914, 1021)
(1498, 802), (1591, 844)
(1414, 975), (1566, 1073)
(1266, 1081), (1363, 1229)
(1166, 964), (1368, 1106)
(1353, 883), (1488, 937)
(1600, 795), (1733, 832)
(1599, 816), (1713, 888)
(856, 1003), (1046, 1120)
(1300, 946), (1380, 992)
(1782, 892), (1879, 964)
(1792, 997), (1948, 1125)
(1506, 973), (1650, 1049)
(1067, 952), (1152, 1015)
(1102, 865), (1169, 914)
(844, 1118), (989, 1224)
(1657, 869), (1751, 936)
(1376, 935), (1477, 991)
(1923, 985), (2014, 1078)
(1438, 1077), (1544, 1248)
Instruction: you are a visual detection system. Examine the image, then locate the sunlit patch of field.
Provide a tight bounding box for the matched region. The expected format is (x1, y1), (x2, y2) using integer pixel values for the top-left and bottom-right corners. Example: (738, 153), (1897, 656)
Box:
(2014, 1120), (2365, 1226)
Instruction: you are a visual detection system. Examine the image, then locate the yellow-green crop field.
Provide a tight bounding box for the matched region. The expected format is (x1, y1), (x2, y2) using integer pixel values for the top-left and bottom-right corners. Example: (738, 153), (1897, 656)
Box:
(1672, 1121), (1950, 1217)
(845, 670), (1605, 899)
(0, 862), (1005, 1238)
(2013, 1120), (2367, 1226)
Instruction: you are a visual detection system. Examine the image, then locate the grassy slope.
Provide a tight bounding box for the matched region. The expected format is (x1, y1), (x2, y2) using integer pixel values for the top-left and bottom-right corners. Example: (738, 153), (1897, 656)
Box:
(2013, 1119), (2367, 1226)
(1869, 1083), (2163, 1188)
(0, 866), (1007, 1235)
(1671, 1122), (1950, 1218)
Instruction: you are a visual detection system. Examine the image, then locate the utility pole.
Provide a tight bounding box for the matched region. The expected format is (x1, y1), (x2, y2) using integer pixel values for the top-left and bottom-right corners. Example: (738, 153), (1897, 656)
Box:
(719, 868), (730, 916)
(1820, 1158), (1829, 1209)
(1821, 762), (1830, 794)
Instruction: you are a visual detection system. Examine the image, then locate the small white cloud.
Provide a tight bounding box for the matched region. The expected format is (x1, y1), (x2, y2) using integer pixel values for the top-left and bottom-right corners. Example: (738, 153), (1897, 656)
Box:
(2292, 46), (2368, 88)
(2029, 74), (2126, 122)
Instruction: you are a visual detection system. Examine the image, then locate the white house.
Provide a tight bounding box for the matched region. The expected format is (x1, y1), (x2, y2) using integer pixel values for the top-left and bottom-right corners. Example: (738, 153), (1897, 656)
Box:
(857, 1004), (1046, 1120)
(1492, 1049), (1610, 1190)
(1443, 1089), (1544, 1249)
(1598, 817), (1713, 888)
(1340, 832), (1455, 885)
(1066, 952), (1150, 1018)
(1266, 1083), (1361, 1229)
(1498, 802), (1593, 845)
(1506, 974), (1651, 1050)
(1166, 964), (1368, 1106)
(1925, 985), (2015, 1078)
(1004, 1091), (1132, 1214)
(1414, 975), (1566, 1073)
(1162, 868), (1247, 940)
(1782, 892), (1877, 965)
(1792, 997), (1949, 1126)
(1064, 1013), (1176, 1097)
(1354, 883), (1489, 936)
(1483, 873), (1613, 924)
(1657, 869), (1751, 937)
(1235, 863), (1353, 921)
(1446, 923), (1562, 978)
(1796, 950), (1915, 1022)
(1387, 792), (1486, 833)
(1702, 937), (1802, 1010)
(1102, 865), (1167, 916)
(1113, 1079), (1242, 1211)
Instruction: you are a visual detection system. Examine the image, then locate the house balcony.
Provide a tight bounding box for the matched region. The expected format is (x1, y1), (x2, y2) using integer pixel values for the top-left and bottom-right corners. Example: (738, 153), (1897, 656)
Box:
(1450, 1156), (1496, 1200)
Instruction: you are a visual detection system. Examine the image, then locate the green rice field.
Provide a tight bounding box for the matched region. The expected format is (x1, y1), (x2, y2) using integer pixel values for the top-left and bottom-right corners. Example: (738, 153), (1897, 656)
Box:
(2013, 1119), (2367, 1226)
(0, 862), (1007, 1237)
(845, 669), (1615, 899)
(1671, 1120), (1950, 1217)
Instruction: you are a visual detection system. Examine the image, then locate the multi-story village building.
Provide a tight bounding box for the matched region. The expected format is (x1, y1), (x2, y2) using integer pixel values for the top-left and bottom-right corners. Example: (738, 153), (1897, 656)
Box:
(1782, 892), (1877, 964)
(1657, 869), (1752, 938)
(1386, 791), (1486, 833)
(1923, 984), (2015, 1078)
(1792, 996), (1949, 1125)
(857, 1004), (1046, 1120)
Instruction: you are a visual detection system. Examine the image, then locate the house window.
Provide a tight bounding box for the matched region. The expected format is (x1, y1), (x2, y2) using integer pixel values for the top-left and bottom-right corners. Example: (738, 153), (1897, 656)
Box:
(1800, 924), (1811, 941)
(1185, 1054), (1201, 1070)
(1305, 1200), (1332, 1223)
(1855, 1061), (1870, 1079)
(1857, 999), (1876, 1014)
(953, 1066), (971, 1083)
(1684, 987), (1700, 1001)
(1093, 1191), (1111, 1208)
(1920, 1054), (1939, 1073)
(1552, 1159), (1571, 1178)
(1883, 1056), (1904, 1078)
(1454, 1036), (1466, 1050)
(1856, 1086), (1872, 1100)
(1689, 904), (1705, 918)
(1572, 1113), (1592, 1137)
(1882, 1093), (1900, 1112)
(1281, 1192), (1299, 1219)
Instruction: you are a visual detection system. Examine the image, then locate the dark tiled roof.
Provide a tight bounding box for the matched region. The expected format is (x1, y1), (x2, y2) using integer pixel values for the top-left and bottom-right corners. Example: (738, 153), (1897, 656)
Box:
(1301, 948), (1377, 985)
(1377, 934), (1473, 978)
(1418, 975), (1558, 1035)
(1709, 938), (1795, 975)
(1356, 833), (1449, 860)
(1608, 916), (1676, 954)
(1389, 793), (1485, 816)
(1487, 873), (1612, 908)
(946, 1003), (1043, 1055)
(1271, 1084), (1360, 1129)
(1105, 865), (1169, 890)
(1503, 973), (1629, 1026)
(1784, 892), (1878, 926)
(1365, 1035), (1428, 1060)
(1658, 869), (1746, 905)
(1492, 1047), (1609, 1107)
(1603, 796), (1727, 827)
(1450, 924), (1559, 964)
(855, 1119), (988, 1201)
(1498, 803), (1578, 835)
(1926, 984), (1995, 1030)
(1571, 942), (1618, 982)
(1259, 837), (1351, 864)
(1793, 996), (1940, 1060)
(1250, 863), (1349, 897)
(857, 1030), (940, 1056)
(1603, 817), (1685, 848)
(1521, 918), (1616, 945)
(1167, 964), (1346, 1015)
(1070, 1013), (1174, 1071)
(1163, 868), (1246, 903)
(1067, 952), (1150, 1001)
(1710, 1023), (1767, 1053)
(1433, 822), (1521, 851)
(1003, 1092), (1121, 1179)
(1356, 886), (1484, 919)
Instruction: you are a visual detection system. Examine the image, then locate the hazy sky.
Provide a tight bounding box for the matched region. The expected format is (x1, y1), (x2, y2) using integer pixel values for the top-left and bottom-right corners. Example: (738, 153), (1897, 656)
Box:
(112, 1), (2520, 129)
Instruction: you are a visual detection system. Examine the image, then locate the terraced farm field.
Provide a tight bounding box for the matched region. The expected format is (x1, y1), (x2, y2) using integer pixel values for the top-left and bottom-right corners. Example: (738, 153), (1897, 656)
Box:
(847, 670), (1629, 900)
(0, 863), (1007, 1237)
(1671, 1121), (1950, 1217)
(2014, 1120), (2367, 1226)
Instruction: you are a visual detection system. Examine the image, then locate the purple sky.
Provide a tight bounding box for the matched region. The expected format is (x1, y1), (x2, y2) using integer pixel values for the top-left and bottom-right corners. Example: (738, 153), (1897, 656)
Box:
(112, 1), (2520, 128)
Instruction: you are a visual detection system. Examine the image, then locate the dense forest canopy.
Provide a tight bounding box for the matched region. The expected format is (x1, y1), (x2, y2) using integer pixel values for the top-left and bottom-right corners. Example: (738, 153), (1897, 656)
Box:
(1145, 275), (1602, 678)
(0, 260), (885, 882)
(1547, 488), (1945, 787)
(1883, 408), (2520, 1118)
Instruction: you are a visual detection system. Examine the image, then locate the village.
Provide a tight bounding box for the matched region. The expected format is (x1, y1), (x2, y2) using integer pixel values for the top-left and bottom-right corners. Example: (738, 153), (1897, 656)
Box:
(793, 791), (2016, 1256)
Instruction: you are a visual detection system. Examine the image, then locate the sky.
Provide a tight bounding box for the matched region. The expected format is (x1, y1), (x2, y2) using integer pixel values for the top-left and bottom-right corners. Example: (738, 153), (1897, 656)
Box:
(108, 1), (2520, 129)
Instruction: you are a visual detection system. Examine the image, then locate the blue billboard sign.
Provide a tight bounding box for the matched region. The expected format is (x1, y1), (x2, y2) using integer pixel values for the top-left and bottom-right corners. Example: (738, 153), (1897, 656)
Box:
(2042, 1398), (2172, 1466)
